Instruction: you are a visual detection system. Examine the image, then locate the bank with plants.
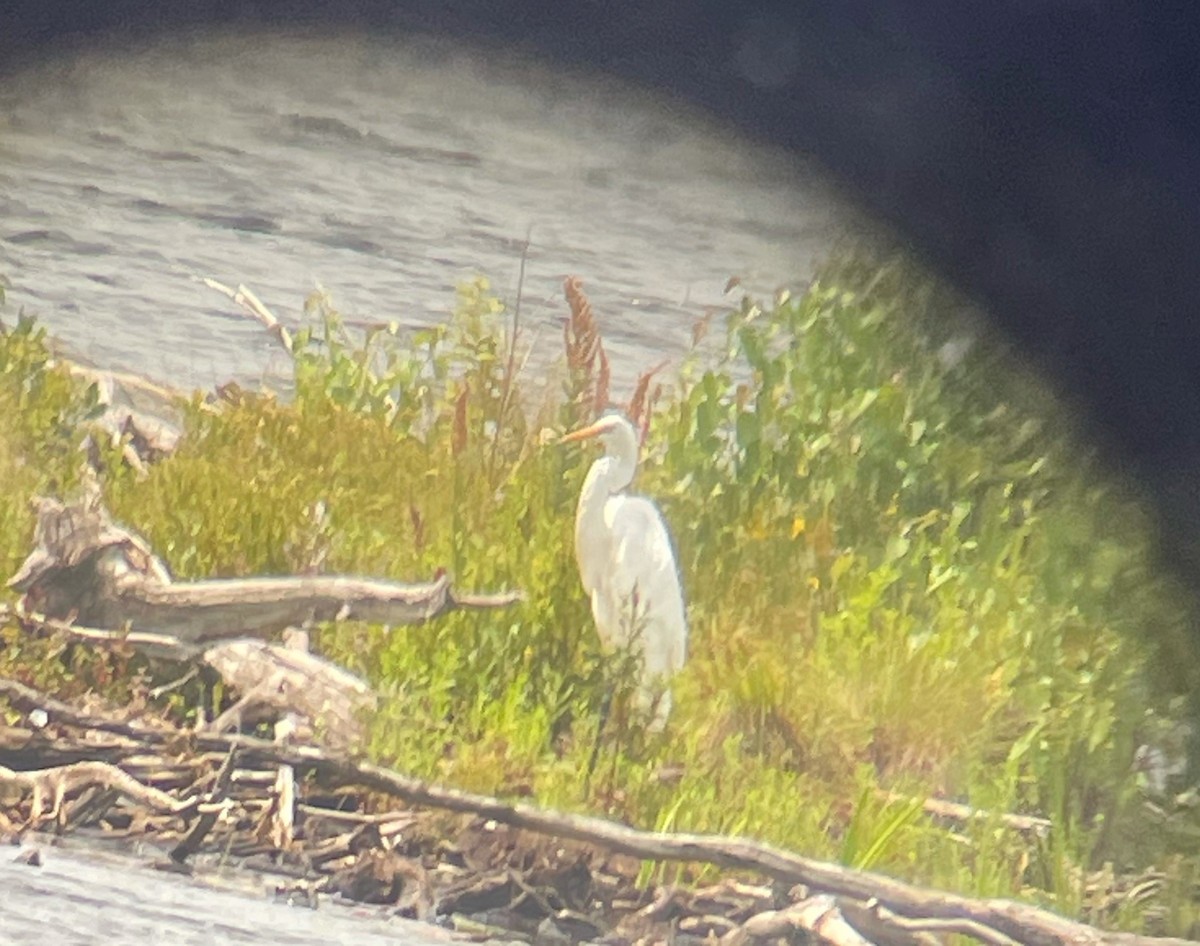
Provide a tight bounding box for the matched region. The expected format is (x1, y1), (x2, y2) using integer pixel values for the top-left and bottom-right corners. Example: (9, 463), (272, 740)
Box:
(0, 254), (1196, 939)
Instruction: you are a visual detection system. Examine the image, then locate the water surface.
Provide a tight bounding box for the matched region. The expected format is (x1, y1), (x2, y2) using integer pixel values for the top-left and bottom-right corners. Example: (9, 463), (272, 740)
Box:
(0, 30), (844, 396)
(0, 838), (456, 946)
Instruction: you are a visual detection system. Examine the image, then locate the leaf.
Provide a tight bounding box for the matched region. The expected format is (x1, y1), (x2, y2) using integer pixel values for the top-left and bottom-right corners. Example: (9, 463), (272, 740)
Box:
(736, 410), (761, 449)
(830, 552), (856, 583)
(884, 534), (911, 562)
(926, 566), (956, 594)
(1087, 713), (1112, 754)
(848, 388), (879, 422)
(853, 794), (924, 871)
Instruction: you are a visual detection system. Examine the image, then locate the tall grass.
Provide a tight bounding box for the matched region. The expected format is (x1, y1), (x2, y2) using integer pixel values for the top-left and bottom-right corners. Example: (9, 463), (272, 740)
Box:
(1, 255), (1197, 934)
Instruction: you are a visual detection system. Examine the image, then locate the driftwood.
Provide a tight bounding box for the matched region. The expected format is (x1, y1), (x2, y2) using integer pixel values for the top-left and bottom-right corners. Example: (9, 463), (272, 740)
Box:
(4, 490), (517, 759)
(733, 895), (880, 946)
(4, 599), (383, 752)
(6, 492), (520, 650)
(198, 276), (293, 353)
(0, 679), (1189, 946)
(56, 356), (186, 477)
(875, 790), (1053, 838)
(201, 637), (376, 751)
(0, 760), (200, 825)
(232, 742), (1184, 946)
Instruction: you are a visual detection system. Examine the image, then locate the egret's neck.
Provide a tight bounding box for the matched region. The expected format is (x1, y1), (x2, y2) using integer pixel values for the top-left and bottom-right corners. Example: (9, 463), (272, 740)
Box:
(574, 450), (637, 589)
(583, 446), (633, 499)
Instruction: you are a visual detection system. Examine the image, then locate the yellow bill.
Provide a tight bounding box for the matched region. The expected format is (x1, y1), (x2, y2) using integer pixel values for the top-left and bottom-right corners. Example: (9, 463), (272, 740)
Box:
(559, 421), (607, 444)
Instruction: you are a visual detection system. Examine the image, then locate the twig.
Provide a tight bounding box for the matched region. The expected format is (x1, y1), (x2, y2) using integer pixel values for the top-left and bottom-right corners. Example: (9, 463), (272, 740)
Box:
(449, 589), (524, 609)
(876, 790), (1051, 837)
(204, 687), (279, 735)
(149, 666), (200, 700)
(841, 898), (1023, 946)
(297, 805), (419, 830)
(15, 602), (199, 661)
(169, 743), (238, 863)
(735, 895), (876, 946)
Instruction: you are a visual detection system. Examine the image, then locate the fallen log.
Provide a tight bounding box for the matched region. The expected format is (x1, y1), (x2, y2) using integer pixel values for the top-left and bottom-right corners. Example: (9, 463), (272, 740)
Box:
(201, 638), (375, 751)
(0, 678), (1190, 946)
(189, 735), (1186, 946)
(0, 715), (1181, 946)
(6, 493), (521, 649)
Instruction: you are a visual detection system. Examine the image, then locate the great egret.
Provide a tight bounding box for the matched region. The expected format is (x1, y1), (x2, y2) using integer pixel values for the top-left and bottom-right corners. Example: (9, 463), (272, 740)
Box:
(561, 411), (688, 730)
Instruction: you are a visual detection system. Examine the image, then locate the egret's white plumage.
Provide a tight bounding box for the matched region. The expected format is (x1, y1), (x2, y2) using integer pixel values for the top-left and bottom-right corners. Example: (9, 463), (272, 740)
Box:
(562, 412), (688, 729)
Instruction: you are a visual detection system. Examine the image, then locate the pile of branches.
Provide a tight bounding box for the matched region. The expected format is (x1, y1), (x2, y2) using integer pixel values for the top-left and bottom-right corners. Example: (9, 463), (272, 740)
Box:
(0, 675), (1188, 946)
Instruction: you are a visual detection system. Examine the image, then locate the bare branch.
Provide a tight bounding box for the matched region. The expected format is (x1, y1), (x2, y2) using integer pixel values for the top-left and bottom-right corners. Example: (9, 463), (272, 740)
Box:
(876, 790), (1051, 837)
(198, 276), (293, 353)
(0, 761), (197, 823)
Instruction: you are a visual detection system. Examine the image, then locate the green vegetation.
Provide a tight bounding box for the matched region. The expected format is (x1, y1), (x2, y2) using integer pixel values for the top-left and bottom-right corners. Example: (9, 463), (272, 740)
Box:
(2, 252), (1198, 935)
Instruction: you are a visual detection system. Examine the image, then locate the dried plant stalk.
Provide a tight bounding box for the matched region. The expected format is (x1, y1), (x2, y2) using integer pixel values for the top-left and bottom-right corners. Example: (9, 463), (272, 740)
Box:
(595, 345), (611, 418)
(452, 388), (469, 457)
(562, 276), (609, 424)
(627, 360), (669, 443)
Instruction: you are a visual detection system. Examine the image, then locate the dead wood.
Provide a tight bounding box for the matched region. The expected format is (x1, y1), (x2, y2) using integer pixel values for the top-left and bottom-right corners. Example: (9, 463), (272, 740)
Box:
(6, 494), (521, 651)
(0, 724), (143, 770)
(0, 677), (1191, 946)
(876, 789), (1052, 837)
(733, 895), (878, 946)
(325, 847), (407, 904)
(58, 357), (186, 415)
(839, 899), (1023, 946)
(192, 734), (1189, 946)
(0, 674), (174, 742)
(9, 603), (198, 661)
(4, 614), (376, 753)
(198, 277), (293, 353)
(60, 356), (185, 476)
(169, 746), (237, 864)
(201, 638), (375, 751)
(0, 760), (198, 828)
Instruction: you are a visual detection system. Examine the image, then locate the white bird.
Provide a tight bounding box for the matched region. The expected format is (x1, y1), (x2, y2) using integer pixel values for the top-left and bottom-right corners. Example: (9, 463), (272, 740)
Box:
(561, 411), (688, 730)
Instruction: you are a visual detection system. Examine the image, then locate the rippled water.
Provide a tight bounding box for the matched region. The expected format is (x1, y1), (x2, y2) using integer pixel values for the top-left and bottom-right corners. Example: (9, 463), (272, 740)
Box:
(0, 837), (456, 946)
(0, 29), (844, 396)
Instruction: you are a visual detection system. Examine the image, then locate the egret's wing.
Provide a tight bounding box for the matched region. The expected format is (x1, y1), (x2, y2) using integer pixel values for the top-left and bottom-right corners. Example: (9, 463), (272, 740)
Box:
(599, 495), (688, 676)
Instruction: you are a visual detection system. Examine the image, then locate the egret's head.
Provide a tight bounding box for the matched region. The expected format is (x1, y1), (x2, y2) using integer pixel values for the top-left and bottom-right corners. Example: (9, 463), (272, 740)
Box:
(560, 411), (638, 455)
